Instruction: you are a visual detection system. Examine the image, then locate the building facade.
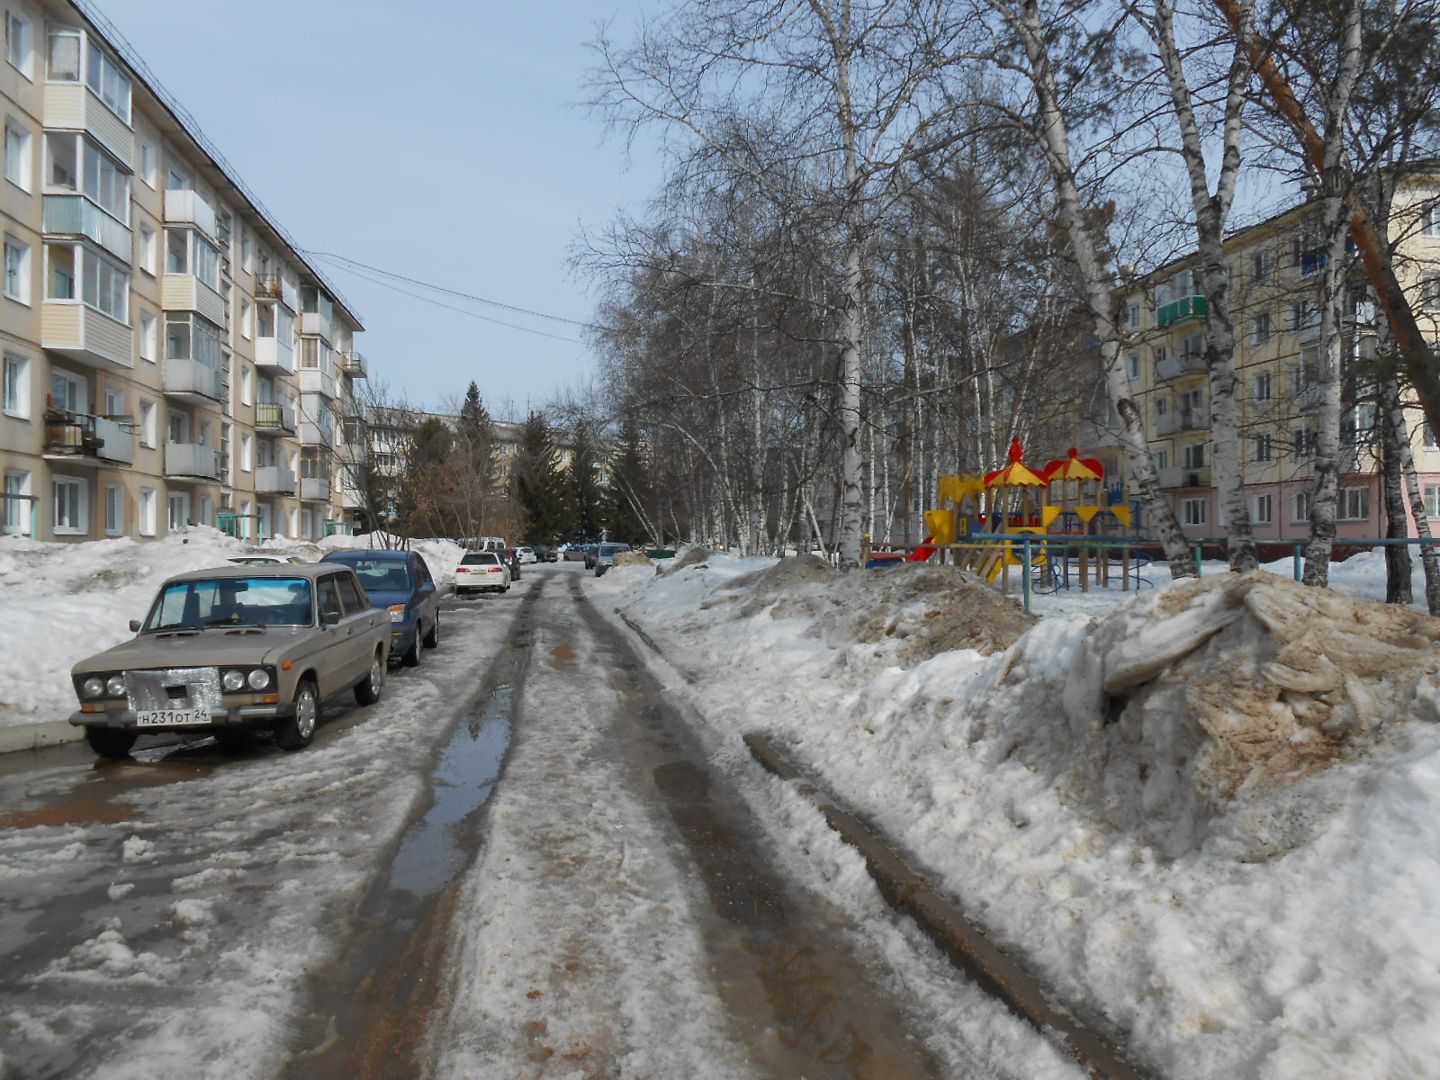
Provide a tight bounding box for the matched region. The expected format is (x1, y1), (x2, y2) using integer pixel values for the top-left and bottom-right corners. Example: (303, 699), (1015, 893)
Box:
(1089, 175), (1440, 541)
(1, 0), (369, 544)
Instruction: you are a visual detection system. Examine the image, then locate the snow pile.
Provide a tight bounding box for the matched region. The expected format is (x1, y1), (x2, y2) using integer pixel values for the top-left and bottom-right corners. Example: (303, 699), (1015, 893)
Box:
(601, 560), (1440, 1079)
(611, 550), (653, 568)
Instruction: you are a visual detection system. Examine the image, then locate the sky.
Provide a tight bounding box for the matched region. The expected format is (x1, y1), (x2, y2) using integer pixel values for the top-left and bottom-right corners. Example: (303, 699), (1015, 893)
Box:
(96, 0), (665, 417)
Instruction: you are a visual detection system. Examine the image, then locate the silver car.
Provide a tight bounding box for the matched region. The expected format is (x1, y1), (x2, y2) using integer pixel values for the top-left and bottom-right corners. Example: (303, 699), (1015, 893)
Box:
(69, 564), (391, 758)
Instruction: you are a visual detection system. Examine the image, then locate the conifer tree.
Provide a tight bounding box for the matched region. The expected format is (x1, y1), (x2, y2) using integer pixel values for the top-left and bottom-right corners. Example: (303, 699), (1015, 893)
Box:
(513, 411), (569, 543)
(605, 413), (653, 544)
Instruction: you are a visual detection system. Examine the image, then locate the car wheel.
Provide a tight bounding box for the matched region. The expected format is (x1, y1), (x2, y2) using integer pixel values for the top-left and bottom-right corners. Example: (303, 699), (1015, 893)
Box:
(354, 649), (386, 705)
(275, 679), (318, 752)
(423, 613), (440, 649)
(402, 629), (422, 667)
(85, 727), (137, 759)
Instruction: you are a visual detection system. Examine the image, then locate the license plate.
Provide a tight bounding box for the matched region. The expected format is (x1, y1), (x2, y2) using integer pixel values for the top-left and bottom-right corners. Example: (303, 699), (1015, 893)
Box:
(135, 708), (210, 728)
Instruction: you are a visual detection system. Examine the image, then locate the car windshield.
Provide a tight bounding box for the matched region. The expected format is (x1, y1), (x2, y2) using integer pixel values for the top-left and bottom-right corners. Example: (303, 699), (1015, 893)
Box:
(462, 553), (499, 565)
(145, 577), (313, 631)
(338, 559), (413, 593)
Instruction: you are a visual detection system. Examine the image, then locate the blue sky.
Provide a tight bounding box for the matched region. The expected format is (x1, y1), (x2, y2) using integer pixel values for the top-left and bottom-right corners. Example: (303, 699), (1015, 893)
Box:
(98, 0), (663, 416)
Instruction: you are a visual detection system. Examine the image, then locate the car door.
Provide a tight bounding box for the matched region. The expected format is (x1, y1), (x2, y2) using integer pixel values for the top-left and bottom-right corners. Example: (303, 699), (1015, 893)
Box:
(337, 571), (381, 676)
(412, 555), (437, 632)
(314, 574), (357, 698)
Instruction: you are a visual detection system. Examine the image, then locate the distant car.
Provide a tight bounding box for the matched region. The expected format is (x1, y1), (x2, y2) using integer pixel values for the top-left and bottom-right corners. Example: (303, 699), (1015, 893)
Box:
(499, 547), (521, 581)
(516, 546), (537, 565)
(584, 543), (608, 570)
(68, 564), (391, 758)
(530, 545), (557, 563)
(593, 543), (632, 577)
(320, 550), (440, 667)
(561, 543), (591, 563)
(455, 551), (511, 595)
(228, 554), (307, 565)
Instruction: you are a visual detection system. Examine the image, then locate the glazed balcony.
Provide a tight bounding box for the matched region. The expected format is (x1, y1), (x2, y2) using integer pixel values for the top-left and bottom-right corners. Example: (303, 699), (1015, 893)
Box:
(161, 273), (226, 327)
(1156, 295), (1208, 329)
(299, 366), (336, 400)
(42, 195), (132, 263)
(162, 358), (221, 405)
(41, 302), (133, 370)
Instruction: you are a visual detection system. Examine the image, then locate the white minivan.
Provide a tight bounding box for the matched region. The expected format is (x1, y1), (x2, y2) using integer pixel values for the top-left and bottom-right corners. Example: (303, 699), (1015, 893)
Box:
(455, 551), (511, 594)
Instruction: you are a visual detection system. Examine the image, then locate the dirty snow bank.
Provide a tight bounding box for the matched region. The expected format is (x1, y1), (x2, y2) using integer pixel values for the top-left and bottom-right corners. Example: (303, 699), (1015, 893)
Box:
(599, 557), (1440, 1079)
(0, 530), (466, 730)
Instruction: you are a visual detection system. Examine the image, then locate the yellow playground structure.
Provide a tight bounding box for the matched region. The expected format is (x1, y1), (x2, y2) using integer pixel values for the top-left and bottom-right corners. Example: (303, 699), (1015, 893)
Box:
(922, 438), (1135, 592)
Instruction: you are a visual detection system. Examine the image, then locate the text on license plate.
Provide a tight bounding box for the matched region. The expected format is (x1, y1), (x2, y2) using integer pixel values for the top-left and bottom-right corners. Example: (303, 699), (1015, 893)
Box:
(135, 708), (210, 727)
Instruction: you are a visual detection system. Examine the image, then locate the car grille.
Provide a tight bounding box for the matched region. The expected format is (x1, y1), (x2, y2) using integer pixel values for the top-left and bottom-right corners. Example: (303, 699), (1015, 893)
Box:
(126, 668), (223, 713)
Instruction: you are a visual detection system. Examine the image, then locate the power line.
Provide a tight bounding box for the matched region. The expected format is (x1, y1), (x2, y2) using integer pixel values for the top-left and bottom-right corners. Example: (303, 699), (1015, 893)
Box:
(302, 250), (598, 330)
(320, 259), (588, 345)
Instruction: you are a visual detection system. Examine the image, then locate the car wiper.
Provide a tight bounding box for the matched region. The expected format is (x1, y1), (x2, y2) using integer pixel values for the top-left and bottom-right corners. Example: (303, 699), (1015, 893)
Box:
(153, 627), (202, 636)
(205, 619), (267, 629)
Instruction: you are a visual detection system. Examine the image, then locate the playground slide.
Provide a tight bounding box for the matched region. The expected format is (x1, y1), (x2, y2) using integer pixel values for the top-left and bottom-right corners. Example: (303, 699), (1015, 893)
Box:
(906, 538), (939, 562)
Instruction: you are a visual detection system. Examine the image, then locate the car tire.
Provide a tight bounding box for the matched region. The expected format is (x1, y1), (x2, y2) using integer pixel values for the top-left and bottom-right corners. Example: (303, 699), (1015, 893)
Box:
(85, 727), (137, 759)
(274, 679), (318, 752)
(354, 649), (386, 705)
(423, 614), (440, 649)
(402, 629), (422, 667)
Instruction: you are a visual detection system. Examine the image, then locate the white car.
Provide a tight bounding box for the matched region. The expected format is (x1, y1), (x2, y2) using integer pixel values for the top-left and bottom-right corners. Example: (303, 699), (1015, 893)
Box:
(455, 551), (511, 594)
(228, 554), (307, 565)
(516, 546), (538, 565)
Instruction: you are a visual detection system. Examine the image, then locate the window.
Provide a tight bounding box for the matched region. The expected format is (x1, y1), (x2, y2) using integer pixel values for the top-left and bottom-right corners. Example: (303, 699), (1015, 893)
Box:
(1426, 485), (1440, 519)
(1254, 372), (1272, 402)
(137, 487), (156, 536)
(1294, 348), (1319, 393)
(46, 25), (80, 81)
(1182, 498), (1206, 527)
(1293, 427), (1316, 457)
(6, 10), (32, 77)
(1182, 442), (1206, 469)
(1290, 299), (1318, 333)
(139, 310), (156, 362)
(3, 469), (32, 534)
(197, 495), (212, 527)
(337, 573), (366, 614)
(82, 249), (127, 321)
(166, 409), (188, 445)
(165, 313), (221, 366)
(1252, 312), (1271, 345)
(3, 353), (29, 416)
(1426, 422), (1439, 450)
(1293, 490), (1311, 522)
(4, 118), (31, 190)
(1338, 487), (1370, 522)
(1253, 494), (1273, 524)
(139, 223), (156, 274)
(139, 142), (155, 187)
(1127, 303), (1140, 330)
(1126, 353), (1139, 379)
(241, 366), (253, 406)
(85, 41), (131, 123)
(240, 226), (252, 273)
(79, 137), (127, 221)
(1425, 201), (1440, 239)
(168, 492), (189, 531)
(103, 386), (123, 418)
(1154, 344), (1168, 371)
(44, 242), (73, 299)
(240, 433), (252, 472)
(52, 476), (86, 533)
(104, 483), (122, 535)
(1155, 395), (1169, 417)
(300, 508), (313, 540)
(49, 368), (83, 412)
(1251, 250), (1270, 283)
(166, 165), (190, 191)
(4, 235), (29, 302)
(240, 298), (252, 339)
(1155, 449), (1169, 471)
(1253, 434), (1273, 463)
(165, 228), (187, 273)
(139, 399), (156, 447)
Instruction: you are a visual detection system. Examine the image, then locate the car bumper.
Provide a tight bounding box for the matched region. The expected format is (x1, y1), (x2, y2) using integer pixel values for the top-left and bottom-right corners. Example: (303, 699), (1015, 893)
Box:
(69, 703), (296, 730)
(390, 622), (419, 650)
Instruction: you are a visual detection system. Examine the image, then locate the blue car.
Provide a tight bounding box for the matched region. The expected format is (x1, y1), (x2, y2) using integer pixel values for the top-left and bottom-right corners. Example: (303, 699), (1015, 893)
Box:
(322, 550), (440, 667)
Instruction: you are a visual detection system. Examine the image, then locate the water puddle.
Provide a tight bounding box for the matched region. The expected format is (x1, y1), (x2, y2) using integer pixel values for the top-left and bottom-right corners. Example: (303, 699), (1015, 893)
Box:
(0, 798), (140, 830)
(387, 688), (511, 900)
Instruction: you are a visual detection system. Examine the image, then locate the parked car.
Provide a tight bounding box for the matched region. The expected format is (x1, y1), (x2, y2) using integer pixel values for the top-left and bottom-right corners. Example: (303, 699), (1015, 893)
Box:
(455, 551), (511, 595)
(68, 564), (391, 758)
(516, 546), (537, 565)
(593, 543), (632, 577)
(561, 543), (592, 563)
(228, 554), (307, 565)
(320, 550), (440, 667)
(498, 547), (522, 581)
(530, 545), (557, 563)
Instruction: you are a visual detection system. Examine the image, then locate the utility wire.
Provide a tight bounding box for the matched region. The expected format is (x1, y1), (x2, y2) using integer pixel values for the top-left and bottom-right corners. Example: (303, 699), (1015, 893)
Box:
(312, 258), (587, 345)
(303, 250), (598, 331)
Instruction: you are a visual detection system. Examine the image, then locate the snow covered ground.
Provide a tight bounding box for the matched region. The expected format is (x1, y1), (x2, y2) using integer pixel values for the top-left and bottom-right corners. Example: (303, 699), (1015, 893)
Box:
(591, 551), (1440, 1080)
(0, 530), (467, 734)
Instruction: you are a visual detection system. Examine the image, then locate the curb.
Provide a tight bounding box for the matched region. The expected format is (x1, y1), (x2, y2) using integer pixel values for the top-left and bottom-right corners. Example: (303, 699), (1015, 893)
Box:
(0, 719), (85, 755)
(744, 732), (1155, 1080)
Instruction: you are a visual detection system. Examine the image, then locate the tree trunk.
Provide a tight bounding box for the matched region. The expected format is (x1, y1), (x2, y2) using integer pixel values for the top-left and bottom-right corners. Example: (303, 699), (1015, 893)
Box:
(1380, 400), (1413, 606)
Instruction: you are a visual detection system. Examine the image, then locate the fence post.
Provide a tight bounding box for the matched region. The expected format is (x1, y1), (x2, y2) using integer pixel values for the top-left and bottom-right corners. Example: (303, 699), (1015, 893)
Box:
(1293, 543), (1303, 582)
(1194, 543), (1203, 577)
(1023, 535), (1033, 616)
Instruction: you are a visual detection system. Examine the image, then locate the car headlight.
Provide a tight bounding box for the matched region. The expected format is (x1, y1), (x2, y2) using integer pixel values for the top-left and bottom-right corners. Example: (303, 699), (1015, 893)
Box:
(387, 604), (407, 623)
(247, 668), (271, 691)
(106, 675), (126, 697)
(82, 677), (105, 699)
(222, 670), (246, 692)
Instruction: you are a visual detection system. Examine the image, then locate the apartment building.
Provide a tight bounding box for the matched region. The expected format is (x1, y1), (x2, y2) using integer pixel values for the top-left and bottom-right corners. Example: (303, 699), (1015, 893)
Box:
(1, 0), (369, 544)
(1089, 172), (1440, 541)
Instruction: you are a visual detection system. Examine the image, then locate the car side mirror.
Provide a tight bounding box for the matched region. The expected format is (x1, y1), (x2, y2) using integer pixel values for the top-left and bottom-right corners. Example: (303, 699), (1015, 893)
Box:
(321, 610), (341, 627)
(129, 619), (142, 633)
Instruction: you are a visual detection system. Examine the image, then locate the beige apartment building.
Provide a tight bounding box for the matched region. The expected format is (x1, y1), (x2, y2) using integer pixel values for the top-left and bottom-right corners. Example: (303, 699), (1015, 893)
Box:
(1086, 172), (1440, 542)
(1, 0), (370, 544)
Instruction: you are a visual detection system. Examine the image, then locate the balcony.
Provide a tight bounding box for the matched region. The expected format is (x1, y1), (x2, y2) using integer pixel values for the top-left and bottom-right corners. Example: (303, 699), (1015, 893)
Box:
(338, 351), (367, 379)
(255, 274), (299, 312)
(1155, 406), (1210, 437)
(255, 336), (296, 374)
(42, 195), (132, 263)
(43, 82), (132, 161)
(165, 442), (222, 482)
(161, 273), (226, 326)
(299, 367), (337, 400)
(299, 419), (334, 447)
(1158, 465), (1211, 489)
(1156, 295), (1208, 328)
(162, 358), (221, 404)
(42, 412), (133, 466)
(1155, 350), (1207, 382)
(255, 401), (296, 436)
(299, 311), (332, 343)
(255, 465), (297, 495)
(300, 476), (331, 503)
(162, 190), (218, 242)
(42, 302), (134, 369)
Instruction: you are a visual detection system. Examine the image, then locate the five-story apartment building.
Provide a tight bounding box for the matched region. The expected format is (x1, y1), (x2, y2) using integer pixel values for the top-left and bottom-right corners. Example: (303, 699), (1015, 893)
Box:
(1, 0), (369, 543)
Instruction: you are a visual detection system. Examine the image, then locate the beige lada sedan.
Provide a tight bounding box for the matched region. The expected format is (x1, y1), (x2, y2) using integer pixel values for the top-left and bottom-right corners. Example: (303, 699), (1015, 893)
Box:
(69, 564), (391, 759)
